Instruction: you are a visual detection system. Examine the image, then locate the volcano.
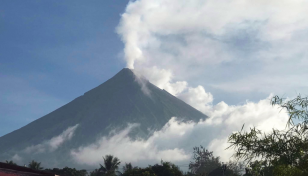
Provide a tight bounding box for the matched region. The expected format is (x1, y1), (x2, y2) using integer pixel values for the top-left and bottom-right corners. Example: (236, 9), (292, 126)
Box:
(0, 68), (207, 167)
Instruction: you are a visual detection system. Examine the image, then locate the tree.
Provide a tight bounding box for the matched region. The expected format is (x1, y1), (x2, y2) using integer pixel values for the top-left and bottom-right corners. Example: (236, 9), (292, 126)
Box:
(122, 167), (156, 176)
(242, 160), (273, 176)
(89, 169), (101, 176)
(5, 160), (17, 165)
(122, 160), (183, 176)
(151, 160), (184, 176)
(98, 155), (121, 176)
(122, 163), (137, 173)
(228, 94), (308, 176)
(28, 160), (43, 170)
(45, 167), (88, 176)
(189, 146), (221, 175)
(226, 160), (245, 176)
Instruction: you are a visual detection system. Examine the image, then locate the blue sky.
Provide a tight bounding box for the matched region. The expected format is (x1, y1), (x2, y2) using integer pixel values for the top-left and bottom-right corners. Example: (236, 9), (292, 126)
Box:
(1, 0), (308, 140)
(1, 0), (308, 169)
(0, 0), (128, 136)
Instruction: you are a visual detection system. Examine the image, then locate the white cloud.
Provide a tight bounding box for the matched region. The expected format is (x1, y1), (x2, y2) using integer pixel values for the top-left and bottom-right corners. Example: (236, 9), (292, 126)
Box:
(78, 0), (305, 170)
(177, 86), (213, 114)
(71, 123), (190, 166)
(24, 124), (79, 154)
(11, 154), (23, 163)
(117, 0), (308, 98)
(70, 95), (288, 166)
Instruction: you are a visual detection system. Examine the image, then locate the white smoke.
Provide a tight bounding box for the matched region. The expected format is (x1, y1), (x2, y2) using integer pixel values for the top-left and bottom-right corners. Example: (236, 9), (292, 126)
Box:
(111, 0), (305, 168)
(133, 66), (188, 96)
(117, 0), (308, 96)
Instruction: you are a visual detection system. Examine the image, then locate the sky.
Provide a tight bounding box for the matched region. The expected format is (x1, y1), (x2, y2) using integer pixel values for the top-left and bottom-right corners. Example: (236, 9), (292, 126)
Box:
(0, 0), (128, 136)
(1, 0), (308, 170)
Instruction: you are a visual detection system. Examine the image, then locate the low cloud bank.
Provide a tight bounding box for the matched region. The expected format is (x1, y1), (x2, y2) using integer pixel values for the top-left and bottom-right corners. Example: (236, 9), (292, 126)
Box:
(71, 123), (190, 166)
(24, 124), (79, 154)
(70, 96), (288, 167)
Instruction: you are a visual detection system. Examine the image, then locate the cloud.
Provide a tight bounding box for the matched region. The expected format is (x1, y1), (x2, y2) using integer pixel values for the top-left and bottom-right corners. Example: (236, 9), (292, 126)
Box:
(64, 0), (307, 170)
(117, 0), (308, 99)
(133, 66), (188, 96)
(71, 123), (190, 166)
(70, 95), (288, 167)
(177, 86), (213, 114)
(11, 154), (23, 163)
(24, 124), (79, 154)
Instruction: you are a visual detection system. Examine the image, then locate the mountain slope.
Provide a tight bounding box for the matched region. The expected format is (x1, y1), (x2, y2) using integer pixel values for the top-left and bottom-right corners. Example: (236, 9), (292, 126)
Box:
(0, 68), (207, 165)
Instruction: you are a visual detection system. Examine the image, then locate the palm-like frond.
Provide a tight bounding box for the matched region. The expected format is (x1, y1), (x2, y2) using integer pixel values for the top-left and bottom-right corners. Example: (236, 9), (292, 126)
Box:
(5, 160), (17, 165)
(28, 160), (43, 170)
(99, 155), (121, 175)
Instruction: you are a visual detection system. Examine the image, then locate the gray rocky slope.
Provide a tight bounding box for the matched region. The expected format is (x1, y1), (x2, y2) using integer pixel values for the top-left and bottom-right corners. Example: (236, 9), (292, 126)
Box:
(0, 68), (207, 167)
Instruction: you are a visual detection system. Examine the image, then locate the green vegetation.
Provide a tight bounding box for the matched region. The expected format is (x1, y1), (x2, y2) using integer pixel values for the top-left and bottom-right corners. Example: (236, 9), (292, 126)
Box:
(122, 160), (183, 176)
(3, 151), (238, 176)
(5, 94), (307, 176)
(45, 167), (88, 176)
(189, 146), (221, 174)
(228, 94), (308, 176)
(87, 155), (122, 176)
(188, 146), (243, 176)
(122, 163), (137, 173)
(99, 155), (122, 176)
(5, 160), (17, 165)
(28, 160), (44, 170)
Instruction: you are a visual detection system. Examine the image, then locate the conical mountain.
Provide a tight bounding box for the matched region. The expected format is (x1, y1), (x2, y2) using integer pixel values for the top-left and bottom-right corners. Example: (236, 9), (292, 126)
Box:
(0, 68), (207, 166)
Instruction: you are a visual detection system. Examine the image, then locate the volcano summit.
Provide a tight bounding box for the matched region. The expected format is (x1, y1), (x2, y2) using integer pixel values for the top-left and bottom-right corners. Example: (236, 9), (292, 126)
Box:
(0, 68), (207, 167)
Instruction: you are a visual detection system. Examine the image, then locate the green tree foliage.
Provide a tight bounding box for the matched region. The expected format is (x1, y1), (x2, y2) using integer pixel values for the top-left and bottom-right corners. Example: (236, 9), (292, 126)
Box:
(151, 160), (184, 176)
(122, 160), (183, 176)
(5, 160), (17, 165)
(188, 146), (242, 176)
(189, 146), (221, 175)
(122, 167), (156, 176)
(28, 160), (44, 170)
(242, 161), (273, 176)
(89, 169), (101, 176)
(45, 167), (88, 176)
(226, 160), (245, 176)
(123, 163), (138, 173)
(228, 95), (308, 176)
(98, 155), (121, 176)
